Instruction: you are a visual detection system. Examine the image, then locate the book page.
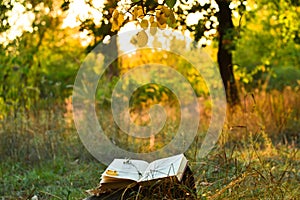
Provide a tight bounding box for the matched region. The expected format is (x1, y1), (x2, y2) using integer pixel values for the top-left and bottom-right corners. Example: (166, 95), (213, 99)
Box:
(101, 159), (149, 182)
(138, 154), (187, 182)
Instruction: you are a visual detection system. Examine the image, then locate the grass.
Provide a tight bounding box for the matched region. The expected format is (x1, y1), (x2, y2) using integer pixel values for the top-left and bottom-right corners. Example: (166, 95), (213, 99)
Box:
(0, 86), (299, 199)
(0, 157), (102, 199)
(1, 145), (299, 199)
(191, 143), (300, 199)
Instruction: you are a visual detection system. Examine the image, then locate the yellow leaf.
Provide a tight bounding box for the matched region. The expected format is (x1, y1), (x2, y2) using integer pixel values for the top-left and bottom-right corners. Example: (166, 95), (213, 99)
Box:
(133, 6), (144, 20)
(156, 9), (162, 18)
(157, 5), (163, 10)
(136, 30), (148, 47)
(149, 16), (155, 23)
(117, 12), (125, 26)
(130, 35), (138, 45)
(111, 22), (119, 32)
(111, 10), (123, 31)
(162, 6), (171, 17)
(150, 28), (157, 35)
(157, 13), (167, 26)
(150, 22), (158, 35)
(112, 10), (119, 20)
(133, 7), (138, 20)
(157, 22), (166, 29)
(140, 19), (149, 30)
(137, 8), (144, 18)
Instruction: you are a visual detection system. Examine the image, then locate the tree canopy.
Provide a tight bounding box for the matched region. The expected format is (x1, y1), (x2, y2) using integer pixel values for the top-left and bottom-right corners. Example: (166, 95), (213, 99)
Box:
(0, 0), (299, 113)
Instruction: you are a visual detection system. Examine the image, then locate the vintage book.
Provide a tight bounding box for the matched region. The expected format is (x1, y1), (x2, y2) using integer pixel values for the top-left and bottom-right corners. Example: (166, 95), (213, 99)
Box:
(99, 154), (188, 190)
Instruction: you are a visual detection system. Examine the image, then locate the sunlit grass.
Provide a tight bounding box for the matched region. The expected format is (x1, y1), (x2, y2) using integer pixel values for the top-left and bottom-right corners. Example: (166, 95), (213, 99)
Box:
(0, 86), (299, 199)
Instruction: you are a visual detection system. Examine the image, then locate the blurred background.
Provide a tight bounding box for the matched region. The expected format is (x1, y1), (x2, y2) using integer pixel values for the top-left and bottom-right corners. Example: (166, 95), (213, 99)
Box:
(0, 0), (299, 199)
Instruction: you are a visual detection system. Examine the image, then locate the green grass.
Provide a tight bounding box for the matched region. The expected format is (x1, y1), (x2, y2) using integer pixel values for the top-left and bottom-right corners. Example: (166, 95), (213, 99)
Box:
(0, 158), (103, 199)
(1, 140), (299, 199)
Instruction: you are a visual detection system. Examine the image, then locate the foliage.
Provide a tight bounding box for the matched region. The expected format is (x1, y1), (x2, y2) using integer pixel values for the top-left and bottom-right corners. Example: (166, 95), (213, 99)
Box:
(233, 0), (300, 90)
(0, 1), (85, 118)
(88, 0), (221, 46)
(119, 48), (209, 97)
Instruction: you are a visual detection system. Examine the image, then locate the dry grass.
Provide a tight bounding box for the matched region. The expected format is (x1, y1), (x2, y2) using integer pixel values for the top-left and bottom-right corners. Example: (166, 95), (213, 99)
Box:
(224, 86), (299, 146)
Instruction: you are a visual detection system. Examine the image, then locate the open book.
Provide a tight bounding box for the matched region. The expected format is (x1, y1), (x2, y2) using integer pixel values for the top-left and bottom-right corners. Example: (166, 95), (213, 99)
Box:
(99, 154), (188, 189)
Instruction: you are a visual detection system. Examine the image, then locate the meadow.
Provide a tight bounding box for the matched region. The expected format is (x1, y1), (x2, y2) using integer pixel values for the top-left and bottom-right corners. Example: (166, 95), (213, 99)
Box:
(1, 85), (299, 199)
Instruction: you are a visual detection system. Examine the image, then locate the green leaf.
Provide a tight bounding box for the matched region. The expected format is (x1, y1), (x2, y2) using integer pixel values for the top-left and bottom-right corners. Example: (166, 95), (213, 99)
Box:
(166, 0), (177, 8)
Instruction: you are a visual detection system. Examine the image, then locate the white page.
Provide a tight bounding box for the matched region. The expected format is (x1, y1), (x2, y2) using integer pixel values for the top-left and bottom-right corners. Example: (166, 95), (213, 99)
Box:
(102, 159), (149, 182)
(138, 154), (187, 182)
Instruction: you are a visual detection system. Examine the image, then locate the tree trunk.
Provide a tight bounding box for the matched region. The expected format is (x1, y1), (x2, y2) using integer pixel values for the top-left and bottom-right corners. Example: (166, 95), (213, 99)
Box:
(100, 35), (119, 79)
(216, 0), (240, 105)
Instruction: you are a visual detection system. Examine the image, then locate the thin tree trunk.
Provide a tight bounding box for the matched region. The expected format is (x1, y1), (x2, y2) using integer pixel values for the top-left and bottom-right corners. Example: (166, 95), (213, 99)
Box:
(216, 0), (239, 105)
(104, 35), (119, 78)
